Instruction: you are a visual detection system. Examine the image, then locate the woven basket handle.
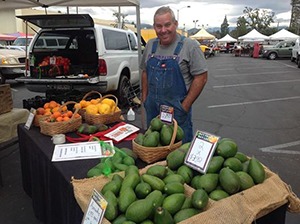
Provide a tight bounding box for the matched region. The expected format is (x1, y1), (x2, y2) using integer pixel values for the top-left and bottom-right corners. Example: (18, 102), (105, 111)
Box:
(82, 90), (103, 101)
(168, 118), (178, 149)
(59, 101), (80, 120)
(99, 94), (118, 112)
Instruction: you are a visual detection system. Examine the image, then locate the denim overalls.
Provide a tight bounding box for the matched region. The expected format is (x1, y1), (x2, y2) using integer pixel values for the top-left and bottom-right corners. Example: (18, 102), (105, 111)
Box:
(144, 36), (193, 143)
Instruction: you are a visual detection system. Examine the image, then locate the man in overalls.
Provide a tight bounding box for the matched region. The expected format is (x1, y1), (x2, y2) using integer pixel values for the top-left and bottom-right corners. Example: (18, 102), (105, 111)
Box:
(140, 6), (208, 143)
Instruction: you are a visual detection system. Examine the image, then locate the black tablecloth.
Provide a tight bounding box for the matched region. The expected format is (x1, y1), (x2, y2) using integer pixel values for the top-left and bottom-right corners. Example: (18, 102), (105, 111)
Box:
(17, 124), (287, 224)
(18, 124), (143, 224)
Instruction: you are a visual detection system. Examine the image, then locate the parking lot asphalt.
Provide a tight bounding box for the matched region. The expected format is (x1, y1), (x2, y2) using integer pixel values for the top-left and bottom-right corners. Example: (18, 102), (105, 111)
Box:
(0, 53), (299, 223)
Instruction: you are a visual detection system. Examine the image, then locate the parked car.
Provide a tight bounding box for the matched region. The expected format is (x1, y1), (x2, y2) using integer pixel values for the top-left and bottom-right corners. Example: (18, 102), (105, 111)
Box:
(291, 37), (300, 67)
(200, 45), (214, 59)
(262, 40), (295, 60)
(10, 36), (33, 50)
(0, 48), (26, 84)
(15, 14), (144, 105)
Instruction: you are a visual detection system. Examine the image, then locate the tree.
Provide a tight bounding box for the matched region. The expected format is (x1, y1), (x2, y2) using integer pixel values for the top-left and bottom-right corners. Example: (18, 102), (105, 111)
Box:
(242, 7), (274, 34)
(220, 15), (229, 37)
(233, 16), (249, 37)
(290, 0), (300, 34)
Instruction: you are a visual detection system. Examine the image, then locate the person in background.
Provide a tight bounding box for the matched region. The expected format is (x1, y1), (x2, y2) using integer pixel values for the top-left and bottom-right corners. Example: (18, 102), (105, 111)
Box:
(140, 6), (208, 143)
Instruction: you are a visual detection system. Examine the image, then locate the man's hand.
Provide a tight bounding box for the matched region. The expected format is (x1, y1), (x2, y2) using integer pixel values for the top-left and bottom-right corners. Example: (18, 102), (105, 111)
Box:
(182, 72), (208, 112)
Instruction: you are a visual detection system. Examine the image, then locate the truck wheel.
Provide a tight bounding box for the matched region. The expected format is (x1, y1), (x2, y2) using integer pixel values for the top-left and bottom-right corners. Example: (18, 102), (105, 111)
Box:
(117, 75), (130, 107)
(298, 57), (300, 68)
(291, 56), (295, 62)
(268, 52), (277, 60)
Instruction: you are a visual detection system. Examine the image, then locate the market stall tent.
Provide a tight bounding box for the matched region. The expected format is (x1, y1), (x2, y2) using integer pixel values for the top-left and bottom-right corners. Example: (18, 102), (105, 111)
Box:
(217, 34), (237, 42)
(190, 28), (216, 40)
(269, 29), (299, 41)
(238, 29), (269, 42)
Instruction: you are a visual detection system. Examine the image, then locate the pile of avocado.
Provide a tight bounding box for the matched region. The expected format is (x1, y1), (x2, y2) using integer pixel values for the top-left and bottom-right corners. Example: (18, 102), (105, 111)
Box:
(101, 144), (209, 224)
(86, 147), (138, 177)
(77, 123), (109, 134)
(167, 137), (266, 201)
(134, 117), (184, 147)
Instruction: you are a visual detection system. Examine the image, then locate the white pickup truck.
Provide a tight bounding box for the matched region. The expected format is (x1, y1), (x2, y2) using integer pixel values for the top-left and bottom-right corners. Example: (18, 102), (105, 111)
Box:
(16, 14), (143, 106)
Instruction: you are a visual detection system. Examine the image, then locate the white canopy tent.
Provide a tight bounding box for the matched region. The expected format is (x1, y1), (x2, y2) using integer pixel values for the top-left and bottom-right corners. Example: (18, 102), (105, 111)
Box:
(190, 28), (215, 41)
(217, 34), (237, 42)
(269, 29), (299, 41)
(238, 29), (269, 42)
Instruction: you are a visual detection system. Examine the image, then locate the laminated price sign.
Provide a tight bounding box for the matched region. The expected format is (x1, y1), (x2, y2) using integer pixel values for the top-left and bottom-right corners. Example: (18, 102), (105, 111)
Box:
(24, 108), (36, 130)
(184, 130), (220, 174)
(82, 189), (107, 224)
(159, 105), (174, 124)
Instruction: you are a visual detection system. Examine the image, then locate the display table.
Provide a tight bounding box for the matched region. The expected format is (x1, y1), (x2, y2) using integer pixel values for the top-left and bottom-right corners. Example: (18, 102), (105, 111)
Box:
(17, 124), (290, 224)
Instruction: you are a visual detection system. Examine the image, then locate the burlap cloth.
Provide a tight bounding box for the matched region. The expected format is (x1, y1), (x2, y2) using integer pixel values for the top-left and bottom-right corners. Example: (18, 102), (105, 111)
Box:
(71, 161), (300, 224)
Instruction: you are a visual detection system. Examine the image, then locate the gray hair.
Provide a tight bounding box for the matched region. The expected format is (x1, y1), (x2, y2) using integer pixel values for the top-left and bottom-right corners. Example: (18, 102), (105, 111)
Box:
(153, 6), (176, 23)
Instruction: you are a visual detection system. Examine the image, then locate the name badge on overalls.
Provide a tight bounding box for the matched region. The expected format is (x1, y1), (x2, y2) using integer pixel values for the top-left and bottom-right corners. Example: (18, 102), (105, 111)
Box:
(159, 105), (174, 124)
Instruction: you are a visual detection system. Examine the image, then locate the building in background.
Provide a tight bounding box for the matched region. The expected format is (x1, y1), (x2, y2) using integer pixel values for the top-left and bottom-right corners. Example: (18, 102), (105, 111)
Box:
(0, 8), (134, 37)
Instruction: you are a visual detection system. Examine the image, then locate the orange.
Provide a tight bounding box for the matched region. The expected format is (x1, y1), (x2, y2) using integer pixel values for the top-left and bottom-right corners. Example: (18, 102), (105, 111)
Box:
(63, 116), (70, 121)
(51, 106), (60, 113)
(66, 110), (73, 118)
(52, 111), (62, 119)
(90, 99), (99, 105)
(44, 102), (50, 109)
(49, 101), (58, 109)
(74, 103), (82, 109)
(79, 100), (88, 108)
(44, 111), (52, 116)
(56, 116), (64, 122)
(61, 105), (68, 112)
(74, 113), (81, 118)
(36, 107), (45, 115)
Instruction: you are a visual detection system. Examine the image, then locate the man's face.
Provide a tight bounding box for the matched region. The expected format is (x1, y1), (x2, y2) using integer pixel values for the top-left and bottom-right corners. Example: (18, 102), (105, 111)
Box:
(154, 12), (178, 46)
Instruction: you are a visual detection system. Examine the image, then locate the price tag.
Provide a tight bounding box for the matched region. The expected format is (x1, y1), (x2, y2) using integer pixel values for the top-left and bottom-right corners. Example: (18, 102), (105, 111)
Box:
(49, 56), (56, 65)
(82, 189), (107, 224)
(184, 130), (220, 174)
(24, 108), (36, 130)
(159, 105), (174, 124)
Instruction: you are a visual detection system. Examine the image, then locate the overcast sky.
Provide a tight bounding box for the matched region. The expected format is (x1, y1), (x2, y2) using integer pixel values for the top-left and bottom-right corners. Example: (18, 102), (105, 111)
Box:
(52, 0), (292, 29)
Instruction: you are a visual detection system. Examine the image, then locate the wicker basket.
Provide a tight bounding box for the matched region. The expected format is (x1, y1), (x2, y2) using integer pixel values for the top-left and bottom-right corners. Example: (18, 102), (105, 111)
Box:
(78, 90), (103, 117)
(33, 114), (50, 127)
(84, 94), (122, 125)
(0, 84), (13, 115)
(40, 101), (82, 136)
(132, 119), (182, 163)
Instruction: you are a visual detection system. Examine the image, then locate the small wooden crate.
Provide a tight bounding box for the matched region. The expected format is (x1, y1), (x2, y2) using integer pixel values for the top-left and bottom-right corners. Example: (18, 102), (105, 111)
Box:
(0, 84), (13, 115)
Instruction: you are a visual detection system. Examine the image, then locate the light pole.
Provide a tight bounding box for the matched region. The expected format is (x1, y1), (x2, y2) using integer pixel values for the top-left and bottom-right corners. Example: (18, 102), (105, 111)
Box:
(177, 5), (190, 27)
(193, 20), (199, 28)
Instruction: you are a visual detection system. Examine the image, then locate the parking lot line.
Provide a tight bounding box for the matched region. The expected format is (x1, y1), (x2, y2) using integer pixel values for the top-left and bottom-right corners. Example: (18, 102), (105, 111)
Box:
(213, 79), (300, 88)
(259, 140), (300, 155)
(207, 96), (300, 108)
(213, 70), (296, 77)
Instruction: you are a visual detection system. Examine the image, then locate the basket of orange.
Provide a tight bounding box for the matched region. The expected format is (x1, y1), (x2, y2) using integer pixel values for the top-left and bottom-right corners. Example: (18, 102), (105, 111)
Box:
(39, 101), (82, 136)
(34, 100), (62, 127)
(84, 94), (122, 125)
(75, 91), (103, 118)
